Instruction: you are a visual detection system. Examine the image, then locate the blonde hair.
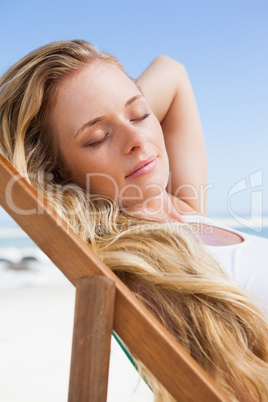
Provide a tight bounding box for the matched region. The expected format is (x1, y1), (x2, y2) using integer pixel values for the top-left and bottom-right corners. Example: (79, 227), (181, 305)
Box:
(1, 40), (268, 401)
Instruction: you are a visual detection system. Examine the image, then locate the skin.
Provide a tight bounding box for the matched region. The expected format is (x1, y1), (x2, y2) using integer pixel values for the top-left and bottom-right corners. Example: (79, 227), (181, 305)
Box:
(51, 57), (242, 245)
(137, 56), (208, 215)
(51, 60), (183, 221)
(49, 53), (258, 402)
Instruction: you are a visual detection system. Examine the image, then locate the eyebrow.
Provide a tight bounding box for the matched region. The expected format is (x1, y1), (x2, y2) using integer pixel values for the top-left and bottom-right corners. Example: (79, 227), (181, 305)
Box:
(74, 94), (144, 138)
(125, 94), (144, 107)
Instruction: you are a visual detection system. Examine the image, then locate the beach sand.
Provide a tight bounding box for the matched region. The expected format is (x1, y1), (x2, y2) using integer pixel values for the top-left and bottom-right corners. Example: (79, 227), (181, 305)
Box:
(0, 277), (153, 402)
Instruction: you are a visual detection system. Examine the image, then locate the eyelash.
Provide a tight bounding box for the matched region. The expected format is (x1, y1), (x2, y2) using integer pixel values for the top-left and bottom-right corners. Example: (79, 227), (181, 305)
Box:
(130, 112), (151, 122)
(86, 113), (151, 147)
(86, 133), (109, 147)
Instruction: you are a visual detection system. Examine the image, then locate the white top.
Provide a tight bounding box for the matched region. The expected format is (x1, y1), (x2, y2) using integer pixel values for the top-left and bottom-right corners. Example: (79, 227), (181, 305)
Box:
(183, 215), (268, 314)
(109, 216), (268, 400)
(109, 215), (268, 401)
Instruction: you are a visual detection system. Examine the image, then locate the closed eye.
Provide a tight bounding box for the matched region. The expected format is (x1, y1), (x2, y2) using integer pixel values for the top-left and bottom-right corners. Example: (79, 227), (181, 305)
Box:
(130, 112), (151, 122)
(84, 133), (109, 147)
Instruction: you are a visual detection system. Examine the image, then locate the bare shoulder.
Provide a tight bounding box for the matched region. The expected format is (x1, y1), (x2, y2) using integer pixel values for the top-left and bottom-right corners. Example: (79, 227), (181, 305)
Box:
(168, 193), (198, 216)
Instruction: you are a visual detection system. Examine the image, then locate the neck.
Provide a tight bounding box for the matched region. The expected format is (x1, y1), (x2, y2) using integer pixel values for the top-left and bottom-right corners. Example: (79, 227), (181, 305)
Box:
(124, 190), (183, 222)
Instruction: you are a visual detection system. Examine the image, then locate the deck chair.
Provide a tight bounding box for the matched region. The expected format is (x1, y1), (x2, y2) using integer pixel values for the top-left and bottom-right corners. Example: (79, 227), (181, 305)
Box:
(0, 154), (228, 402)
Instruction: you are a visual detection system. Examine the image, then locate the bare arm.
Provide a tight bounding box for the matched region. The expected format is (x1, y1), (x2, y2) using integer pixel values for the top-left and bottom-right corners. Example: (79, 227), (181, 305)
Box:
(136, 56), (207, 215)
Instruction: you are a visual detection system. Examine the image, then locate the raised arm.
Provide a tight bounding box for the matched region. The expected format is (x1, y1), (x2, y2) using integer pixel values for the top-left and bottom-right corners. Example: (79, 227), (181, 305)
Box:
(136, 56), (207, 215)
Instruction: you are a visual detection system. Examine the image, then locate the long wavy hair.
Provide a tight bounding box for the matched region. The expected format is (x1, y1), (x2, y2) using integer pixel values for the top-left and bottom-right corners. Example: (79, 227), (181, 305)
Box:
(1, 40), (268, 401)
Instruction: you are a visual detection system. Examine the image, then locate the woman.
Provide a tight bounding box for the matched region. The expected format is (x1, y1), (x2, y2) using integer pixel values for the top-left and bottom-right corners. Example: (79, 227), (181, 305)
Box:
(0, 40), (267, 401)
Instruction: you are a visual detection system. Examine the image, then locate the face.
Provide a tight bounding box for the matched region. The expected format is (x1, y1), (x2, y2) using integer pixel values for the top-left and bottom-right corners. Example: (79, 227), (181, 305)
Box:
(51, 60), (169, 209)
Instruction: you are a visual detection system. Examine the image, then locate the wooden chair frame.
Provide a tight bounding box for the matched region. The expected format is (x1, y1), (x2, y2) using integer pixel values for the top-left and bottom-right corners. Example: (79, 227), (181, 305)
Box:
(0, 155), (228, 401)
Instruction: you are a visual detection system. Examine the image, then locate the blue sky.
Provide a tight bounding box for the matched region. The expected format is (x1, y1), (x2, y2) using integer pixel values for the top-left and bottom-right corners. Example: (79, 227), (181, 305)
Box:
(0, 0), (267, 219)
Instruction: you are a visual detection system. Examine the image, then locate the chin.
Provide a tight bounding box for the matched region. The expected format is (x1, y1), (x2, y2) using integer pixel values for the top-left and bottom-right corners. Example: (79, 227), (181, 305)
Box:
(120, 182), (167, 209)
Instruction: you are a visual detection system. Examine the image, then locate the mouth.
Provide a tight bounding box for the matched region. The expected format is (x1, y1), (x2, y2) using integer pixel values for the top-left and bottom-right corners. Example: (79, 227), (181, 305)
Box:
(125, 155), (158, 178)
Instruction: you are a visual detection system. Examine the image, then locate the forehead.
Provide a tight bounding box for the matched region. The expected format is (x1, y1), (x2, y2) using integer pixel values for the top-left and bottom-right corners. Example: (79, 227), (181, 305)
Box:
(57, 60), (139, 109)
(51, 60), (141, 137)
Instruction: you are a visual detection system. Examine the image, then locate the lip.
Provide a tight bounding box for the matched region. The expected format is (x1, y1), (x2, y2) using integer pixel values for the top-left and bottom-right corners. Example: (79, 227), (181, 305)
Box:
(125, 155), (158, 178)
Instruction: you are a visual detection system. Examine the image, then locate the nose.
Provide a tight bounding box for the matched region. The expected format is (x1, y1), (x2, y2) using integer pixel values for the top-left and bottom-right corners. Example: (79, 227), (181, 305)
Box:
(120, 123), (147, 154)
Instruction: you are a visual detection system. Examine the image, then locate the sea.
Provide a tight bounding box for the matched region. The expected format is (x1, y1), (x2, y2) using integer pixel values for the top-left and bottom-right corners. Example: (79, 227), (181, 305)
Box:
(0, 209), (71, 289)
(0, 208), (267, 290)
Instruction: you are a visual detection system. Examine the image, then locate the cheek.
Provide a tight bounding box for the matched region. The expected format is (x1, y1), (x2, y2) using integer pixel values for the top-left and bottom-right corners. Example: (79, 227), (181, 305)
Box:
(153, 125), (168, 156)
(149, 116), (164, 142)
(86, 173), (121, 199)
(73, 154), (120, 196)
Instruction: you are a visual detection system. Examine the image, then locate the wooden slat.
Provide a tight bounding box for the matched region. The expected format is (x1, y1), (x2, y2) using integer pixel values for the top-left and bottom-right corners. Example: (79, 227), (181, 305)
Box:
(0, 155), (228, 402)
(68, 276), (115, 402)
